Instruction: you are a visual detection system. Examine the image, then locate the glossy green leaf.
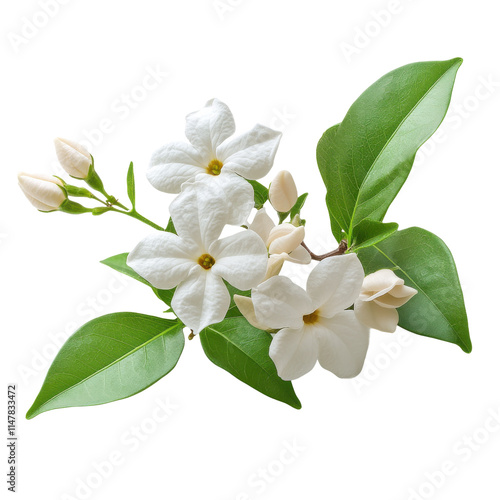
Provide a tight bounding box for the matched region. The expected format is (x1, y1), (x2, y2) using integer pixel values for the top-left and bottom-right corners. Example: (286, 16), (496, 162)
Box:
(26, 313), (184, 419)
(290, 192), (308, 220)
(350, 219), (398, 251)
(248, 180), (269, 209)
(199, 317), (301, 409)
(126, 161), (136, 208)
(317, 58), (462, 243)
(356, 227), (471, 352)
(101, 253), (174, 306)
(166, 217), (176, 234)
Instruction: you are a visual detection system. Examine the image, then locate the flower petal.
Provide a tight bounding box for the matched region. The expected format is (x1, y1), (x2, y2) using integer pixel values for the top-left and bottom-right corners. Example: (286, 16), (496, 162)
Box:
(169, 178), (227, 250)
(268, 224), (305, 255)
(316, 311), (370, 378)
(172, 268), (230, 335)
(206, 172), (254, 226)
(185, 99), (235, 160)
(354, 300), (399, 333)
(127, 232), (198, 289)
(307, 254), (364, 316)
(360, 269), (403, 300)
(249, 208), (275, 243)
(264, 253), (287, 280)
(216, 124), (282, 180)
(147, 141), (207, 193)
(269, 326), (319, 380)
(286, 245), (312, 265)
(210, 230), (268, 290)
(233, 295), (268, 330)
(252, 276), (312, 329)
(18, 173), (66, 211)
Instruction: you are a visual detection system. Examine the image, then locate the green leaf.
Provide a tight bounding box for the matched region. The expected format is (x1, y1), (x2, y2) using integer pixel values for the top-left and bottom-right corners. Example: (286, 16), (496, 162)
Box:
(317, 58), (462, 243)
(356, 227), (471, 353)
(26, 313), (184, 419)
(126, 162), (136, 208)
(166, 217), (176, 234)
(199, 317), (301, 409)
(350, 219), (398, 251)
(101, 253), (174, 306)
(247, 180), (269, 209)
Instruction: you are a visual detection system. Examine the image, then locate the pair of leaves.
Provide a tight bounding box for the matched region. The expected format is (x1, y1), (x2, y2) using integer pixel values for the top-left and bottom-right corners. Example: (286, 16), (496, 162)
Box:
(317, 58), (470, 352)
(317, 58), (463, 247)
(26, 314), (184, 419)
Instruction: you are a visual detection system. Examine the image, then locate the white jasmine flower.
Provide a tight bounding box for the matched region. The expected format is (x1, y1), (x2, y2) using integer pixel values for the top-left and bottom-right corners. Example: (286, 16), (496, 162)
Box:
(127, 179), (268, 334)
(147, 99), (282, 225)
(249, 208), (311, 265)
(18, 173), (66, 211)
(269, 170), (298, 213)
(354, 269), (417, 333)
(252, 254), (369, 380)
(54, 138), (92, 179)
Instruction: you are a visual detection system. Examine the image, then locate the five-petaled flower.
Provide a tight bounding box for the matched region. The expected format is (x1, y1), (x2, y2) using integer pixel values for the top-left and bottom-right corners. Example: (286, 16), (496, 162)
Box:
(127, 179), (268, 335)
(354, 269), (417, 333)
(147, 99), (282, 225)
(252, 254), (370, 380)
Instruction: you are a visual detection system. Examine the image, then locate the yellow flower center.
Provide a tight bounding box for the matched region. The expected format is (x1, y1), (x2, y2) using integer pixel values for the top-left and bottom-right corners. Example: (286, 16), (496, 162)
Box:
(198, 253), (216, 270)
(207, 159), (223, 176)
(303, 310), (320, 325)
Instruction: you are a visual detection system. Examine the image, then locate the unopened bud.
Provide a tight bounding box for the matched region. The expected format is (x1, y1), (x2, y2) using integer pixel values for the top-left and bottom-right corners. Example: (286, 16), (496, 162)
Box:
(268, 223), (305, 255)
(269, 170), (298, 213)
(18, 173), (67, 212)
(54, 137), (92, 179)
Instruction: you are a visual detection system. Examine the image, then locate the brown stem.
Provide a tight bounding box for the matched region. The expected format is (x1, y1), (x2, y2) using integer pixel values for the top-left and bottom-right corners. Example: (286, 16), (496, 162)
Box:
(301, 240), (348, 261)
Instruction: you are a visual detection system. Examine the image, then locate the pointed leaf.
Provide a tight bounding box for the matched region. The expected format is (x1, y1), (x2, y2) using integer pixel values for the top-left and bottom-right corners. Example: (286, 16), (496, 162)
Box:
(199, 317), (301, 409)
(350, 219), (398, 251)
(247, 180), (269, 210)
(317, 58), (462, 242)
(27, 313), (184, 419)
(126, 162), (136, 208)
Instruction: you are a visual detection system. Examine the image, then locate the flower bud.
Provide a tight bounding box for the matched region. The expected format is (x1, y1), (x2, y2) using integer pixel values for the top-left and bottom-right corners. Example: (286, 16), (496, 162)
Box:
(233, 295), (268, 331)
(269, 170), (298, 213)
(18, 173), (67, 212)
(268, 223), (305, 255)
(354, 269), (418, 333)
(54, 137), (92, 179)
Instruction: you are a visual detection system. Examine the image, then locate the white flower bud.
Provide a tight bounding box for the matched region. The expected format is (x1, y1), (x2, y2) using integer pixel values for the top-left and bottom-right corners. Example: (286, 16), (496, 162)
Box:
(268, 223), (305, 255)
(54, 137), (92, 179)
(354, 269), (418, 333)
(18, 173), (66, 211)
(269, 170), (298, 213)
(233, 295), (268, 331)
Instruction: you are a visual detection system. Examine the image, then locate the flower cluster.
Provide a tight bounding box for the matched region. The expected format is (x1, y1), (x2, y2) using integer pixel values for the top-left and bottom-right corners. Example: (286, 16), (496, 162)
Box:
(127, 99), (417, 379)
(18, 98), (417, 383)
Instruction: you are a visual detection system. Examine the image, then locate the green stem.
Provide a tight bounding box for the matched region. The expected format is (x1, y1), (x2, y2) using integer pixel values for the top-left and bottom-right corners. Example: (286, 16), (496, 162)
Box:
(109, 208), (164, 230)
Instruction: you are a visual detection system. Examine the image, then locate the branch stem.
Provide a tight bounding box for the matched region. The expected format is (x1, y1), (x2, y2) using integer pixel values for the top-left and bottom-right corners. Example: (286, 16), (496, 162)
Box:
(301, 240), (348, 261)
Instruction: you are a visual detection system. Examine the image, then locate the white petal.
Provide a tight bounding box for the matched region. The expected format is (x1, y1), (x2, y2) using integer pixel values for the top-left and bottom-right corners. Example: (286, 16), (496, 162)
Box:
(354, 300), (399, 333)
(269, 326), (319, 380)
(307, 254), (364, 316)
(169, 178), (227, 250)
(233, 295), (268, 330)
(264, 253), (287, 280)
(210, 230), (268, 290)
(249, 208), (275, 243)
(54, 138), (91, 178)
(147, 141), (207, 194)
(360, 269), (403, 299)
(185, 99), (235, 159)
(252, 276), (312, 329)
(286, 244), (312, 264)
(172, 268), (230, 335)
(373, 293), (413, 309)
(268, 224), (305, 255)
(206, 172), (254, 226)
(390, 283), (418, 299)
(127, 232), (198, 289)
(216, 124), (282, 180)
(18, 173), (66, 211)
(316, 311), (370, 378)
(269, 170), (298, 213)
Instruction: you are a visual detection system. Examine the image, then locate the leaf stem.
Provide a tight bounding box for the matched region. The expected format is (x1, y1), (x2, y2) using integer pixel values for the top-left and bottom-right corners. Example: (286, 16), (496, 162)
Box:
(108, 208), (164, 230)
(301, 240), (348, 261)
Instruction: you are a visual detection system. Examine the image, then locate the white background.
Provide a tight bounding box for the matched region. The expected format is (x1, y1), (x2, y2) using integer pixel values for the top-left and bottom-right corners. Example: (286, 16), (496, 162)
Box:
(2, 1), (499, 499)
